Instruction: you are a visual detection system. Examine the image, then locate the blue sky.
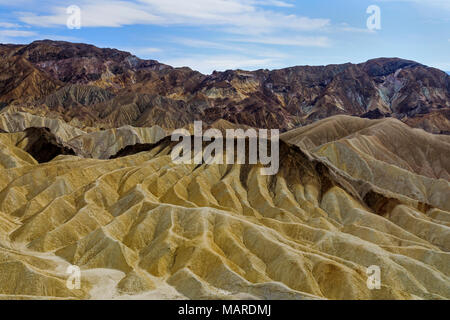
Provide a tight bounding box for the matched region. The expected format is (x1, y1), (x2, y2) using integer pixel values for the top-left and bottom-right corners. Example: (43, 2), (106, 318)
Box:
(0, 0), (449, 74)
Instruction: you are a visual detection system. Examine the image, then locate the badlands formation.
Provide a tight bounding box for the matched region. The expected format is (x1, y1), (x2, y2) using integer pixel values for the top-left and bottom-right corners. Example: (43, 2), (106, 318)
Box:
(0, 40), (449, 300)
(1, 41), (449, 133)
(0, 112), (448, 300)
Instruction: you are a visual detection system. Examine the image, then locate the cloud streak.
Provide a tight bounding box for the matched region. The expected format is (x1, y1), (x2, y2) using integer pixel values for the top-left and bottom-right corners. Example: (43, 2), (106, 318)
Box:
(0, 29), (37, 37)
(17, 0), (330, 35)
(0, 29), (37, 43)
(231, 36), (331, 47)
(0, 22), (22, 28)
(164, 54), (279, 74)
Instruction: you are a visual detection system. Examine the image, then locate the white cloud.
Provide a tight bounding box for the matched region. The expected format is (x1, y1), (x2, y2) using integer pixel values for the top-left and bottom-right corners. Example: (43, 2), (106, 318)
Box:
(17, 0), (329, 34)
(137, 47), (162, 54)
(0, 25), (80, 43)
(173, 38), (235, 50)
(20, 1), (163, 28)
(0, 0), (33, 5)
(257, 0), (294, 8)
(334, 23), (376, 34)
(0, 29), (38, 43)
(167, 37), (291, 58)
(0, 30), (36, 37)
(0, 22), (22, 28)
(232, 35), (331, 47)
(164, 54), (279, 73)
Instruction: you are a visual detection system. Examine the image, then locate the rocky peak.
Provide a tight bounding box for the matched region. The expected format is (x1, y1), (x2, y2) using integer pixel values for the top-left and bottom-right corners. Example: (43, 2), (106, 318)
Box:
(0, 40), (448, 133)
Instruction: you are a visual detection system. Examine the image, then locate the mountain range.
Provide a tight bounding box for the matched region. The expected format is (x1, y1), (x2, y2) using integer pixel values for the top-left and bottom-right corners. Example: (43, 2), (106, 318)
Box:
(1, 40), (449, 134)
(0, 40), (449, 300)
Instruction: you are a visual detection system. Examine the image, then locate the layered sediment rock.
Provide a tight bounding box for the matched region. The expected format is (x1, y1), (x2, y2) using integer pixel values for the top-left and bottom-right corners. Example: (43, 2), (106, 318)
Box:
(0, 112), (167, 160)
(0, 118), (448, 299)
(1, 41), (449, 133)
(0, 39), (448, 300)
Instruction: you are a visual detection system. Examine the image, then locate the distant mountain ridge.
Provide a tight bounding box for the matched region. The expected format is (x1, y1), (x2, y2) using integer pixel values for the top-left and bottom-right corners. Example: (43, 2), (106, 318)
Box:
(0, 40), (449, 134)
(0, 40), (449, 301)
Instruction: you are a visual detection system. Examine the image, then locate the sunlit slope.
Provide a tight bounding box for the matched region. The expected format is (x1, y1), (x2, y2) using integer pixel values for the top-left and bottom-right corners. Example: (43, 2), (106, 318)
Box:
(282, 116), (450, 210)
(0, 137), (448, 300)
(281, 116), (450, 181)
(0, 112), (167, 160)
(0, 131), (38, 169)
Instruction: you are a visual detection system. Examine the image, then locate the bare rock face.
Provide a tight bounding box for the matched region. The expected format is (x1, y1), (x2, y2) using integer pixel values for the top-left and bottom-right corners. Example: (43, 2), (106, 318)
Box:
(0, 40), (449, 133)
(40, 84), (115, 109)
(20, 127), (76, 163)
(281, 116), (450, 211)
(0, 40), (449, 301)
(0, 123), (448, 300)
(404, 109), (450, 135)
(11, 40), (169, 86)
(281, 115), (450, 180)
(0, 125), (76, 164)
(67, 125), (167, 159)
(0, 56), (61, 104)
(0, 112), (86, 141)
(0, 111), (168, 159)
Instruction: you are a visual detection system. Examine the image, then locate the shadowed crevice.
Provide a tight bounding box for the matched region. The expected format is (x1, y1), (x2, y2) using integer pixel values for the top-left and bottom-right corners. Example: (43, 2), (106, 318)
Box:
(19, 127), (76, 163)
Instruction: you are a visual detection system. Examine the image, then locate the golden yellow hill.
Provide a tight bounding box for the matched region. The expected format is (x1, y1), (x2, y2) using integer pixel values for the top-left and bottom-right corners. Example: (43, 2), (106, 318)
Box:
(0, 112), (167, 160)
(0, 126), (448, 300)
(282, 116), (450, 210)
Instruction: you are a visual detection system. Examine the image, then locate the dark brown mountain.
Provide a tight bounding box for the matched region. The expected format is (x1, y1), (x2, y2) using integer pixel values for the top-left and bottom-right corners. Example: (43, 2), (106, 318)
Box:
(19, 127), (76, 163)
(0, 40), (449, 133)
(0, 55), (62, 104)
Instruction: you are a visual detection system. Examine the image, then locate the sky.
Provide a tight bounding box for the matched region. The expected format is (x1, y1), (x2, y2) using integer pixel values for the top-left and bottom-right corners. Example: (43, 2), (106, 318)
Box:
(0, 0), (449, 74)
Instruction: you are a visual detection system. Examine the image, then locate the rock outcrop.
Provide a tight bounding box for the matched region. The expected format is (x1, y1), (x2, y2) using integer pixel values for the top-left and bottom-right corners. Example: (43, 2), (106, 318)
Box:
(0, 39), (449, 301)
(1, 41), (449, 133)
(0, 112), (168, 160)
(0, 120), (448, 299)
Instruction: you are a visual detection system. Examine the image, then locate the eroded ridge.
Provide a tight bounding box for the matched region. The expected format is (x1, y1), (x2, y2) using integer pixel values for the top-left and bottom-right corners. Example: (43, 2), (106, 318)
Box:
(0, 134), (448, 300)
